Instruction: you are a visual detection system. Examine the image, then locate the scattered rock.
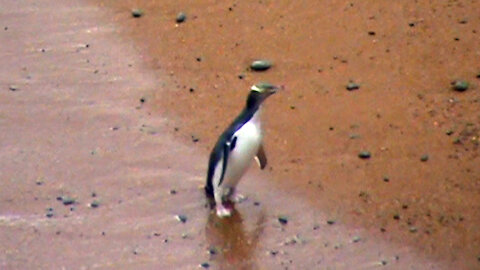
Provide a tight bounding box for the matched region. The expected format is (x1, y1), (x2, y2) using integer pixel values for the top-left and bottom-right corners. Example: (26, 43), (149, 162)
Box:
(61, 196), (76, 206)
(169, 189), (177, 195)
(191, 135), (200, 143)
(199, 262), (210, 268)
(250, 60), (272, 71)
(9, 85), (18, 91)
(409, 226), (418, 233)
(368, 31), (376, 36)
(238, 74), (245, 80)
(346, 82), (360, 91)
(352, 236), (361, 243)
(358, 151), (371, 159)
(176, 12), (187, 23)
(383, 176), (390, 182)
(175, 214), (187, 223)
(278, 215), (288, 225)
(208, 246), (218, 255)
(445, 129), (454, 136)
(451, 80), (469, 92)
(420, 154), (429, 162)
(46, 208), (54, 218)
(139, 97), (146, 103)
(131, 9), (144, 18)
(326, 219), (336, 225)
(90, 200), (100, 208)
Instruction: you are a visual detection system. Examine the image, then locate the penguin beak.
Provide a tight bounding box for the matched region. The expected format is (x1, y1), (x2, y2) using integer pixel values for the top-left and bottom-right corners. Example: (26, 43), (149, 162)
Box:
(266, 85), (279, 96)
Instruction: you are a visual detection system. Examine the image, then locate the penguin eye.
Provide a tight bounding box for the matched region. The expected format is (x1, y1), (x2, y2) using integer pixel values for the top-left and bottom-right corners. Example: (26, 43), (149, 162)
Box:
(230, 136), (237, 151)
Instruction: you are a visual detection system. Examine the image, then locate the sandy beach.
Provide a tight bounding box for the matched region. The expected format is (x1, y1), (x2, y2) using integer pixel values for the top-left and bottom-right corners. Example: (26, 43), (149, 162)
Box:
(1, 0), (479, 269)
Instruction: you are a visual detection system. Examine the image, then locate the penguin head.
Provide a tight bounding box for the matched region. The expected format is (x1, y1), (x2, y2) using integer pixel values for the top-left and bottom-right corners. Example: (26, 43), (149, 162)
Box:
(246, 82), (278, 109)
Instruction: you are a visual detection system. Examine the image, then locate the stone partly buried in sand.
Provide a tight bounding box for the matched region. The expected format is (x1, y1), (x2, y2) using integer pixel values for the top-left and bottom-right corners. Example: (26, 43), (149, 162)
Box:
(358, 150), (371, 159)
(451, 79), (469, 92)
(176, 12), (187, 23)
(131, 8), (144, 18)
(250, 59), (272, 71)
(346, 82), (360, 91)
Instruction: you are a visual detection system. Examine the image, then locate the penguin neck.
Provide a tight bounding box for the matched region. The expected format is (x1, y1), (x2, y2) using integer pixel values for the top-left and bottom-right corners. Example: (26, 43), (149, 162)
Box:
(249, 105), (262, 126)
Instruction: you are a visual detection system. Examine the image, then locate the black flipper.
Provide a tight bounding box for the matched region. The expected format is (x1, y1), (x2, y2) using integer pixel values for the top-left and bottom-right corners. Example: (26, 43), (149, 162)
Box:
(218, 140), (231, 186)
(256, 144), (268, 169)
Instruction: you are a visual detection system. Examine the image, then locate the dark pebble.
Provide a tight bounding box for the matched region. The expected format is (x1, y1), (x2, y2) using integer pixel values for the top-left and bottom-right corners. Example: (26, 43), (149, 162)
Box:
(91, 192), (97, 197)
(140, 97), (146, 103)
(90, 200), (100, 208)
(476, 73), (480, 79)
(278, 216), (288, 225)
(451, 80), (469, 92)
(346, 82), (360, 91)
(445, 129), (454, 136)
(420, 154), (429, 162)
(176, 12), (187, 23)
(176, 214), (187, 223)
(131, 9), (144, 18)
(61, 196), (76, 206)
(169, 189), (177, 195)
(196, 57), (202, 62)
(191, 135), (199, 143)
(9, 85), (18, 91)
(383, 176), (390, 182)
(358, 151), (371, 159)
(46, 208), (54, 218)
(200, 262), (210, 268)
(368, 31), (376, 36)
(208, 246), (218, 255)
(326, 219), (336, 225)
(238, 74), (245, 79)
(393, 214), (400, 220)
(189, 88), (195, 93)
(250, 60), (272, 71)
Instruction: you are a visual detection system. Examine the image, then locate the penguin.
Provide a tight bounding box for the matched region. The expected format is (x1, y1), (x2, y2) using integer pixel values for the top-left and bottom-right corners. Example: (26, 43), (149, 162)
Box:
(205, 82), (278, 217)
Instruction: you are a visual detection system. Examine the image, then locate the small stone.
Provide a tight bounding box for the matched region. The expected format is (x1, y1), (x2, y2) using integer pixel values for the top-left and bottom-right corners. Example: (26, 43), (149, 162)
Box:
(346, 82), (360, 91)
(238, 74), (245, 80)
(420, 154), (429, 162)
(451, 80), (469, 92)
(326, 219), (336, 225)
(191, 135), (199, 143)
(358, 151), (371, 159)
(278, 215), (288, 225)
(409, 226), (418, 233)
(139, 97), (146, 103)
(250, 60), (272, 71)
(208, 246), (218, 255)
(176, 12), (187, 23)
(383, 176), (390, 182)
(445, 129), (454, 136)
(176, 214), (187, 223)
(352, 236), (361, 243)
(368, 31), (376, 36)
(169, 189), (177, 195)
(9, 85), (18, 91)
(61, 196), (76, 206)
(199, 262), (210, 268)
(46, 208), (54, 218)
(90, 200), (100, 208)
(131, 9), (144, 18)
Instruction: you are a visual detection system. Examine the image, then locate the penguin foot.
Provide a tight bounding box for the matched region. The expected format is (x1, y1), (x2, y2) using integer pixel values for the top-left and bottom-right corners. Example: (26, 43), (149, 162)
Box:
(216, 204), (232, 218)
(230, 193), (247, 203)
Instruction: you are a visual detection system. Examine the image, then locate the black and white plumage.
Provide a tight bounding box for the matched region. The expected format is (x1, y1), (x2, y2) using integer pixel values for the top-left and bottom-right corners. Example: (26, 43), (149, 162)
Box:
(205, 82), (278, 217)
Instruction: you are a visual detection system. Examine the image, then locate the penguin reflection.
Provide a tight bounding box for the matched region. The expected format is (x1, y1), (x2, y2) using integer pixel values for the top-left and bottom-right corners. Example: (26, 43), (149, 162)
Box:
(205, 207), (265, 270)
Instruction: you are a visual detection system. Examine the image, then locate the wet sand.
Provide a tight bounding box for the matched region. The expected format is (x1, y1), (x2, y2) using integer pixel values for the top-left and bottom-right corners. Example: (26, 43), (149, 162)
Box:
(1, 0), (479, 269)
